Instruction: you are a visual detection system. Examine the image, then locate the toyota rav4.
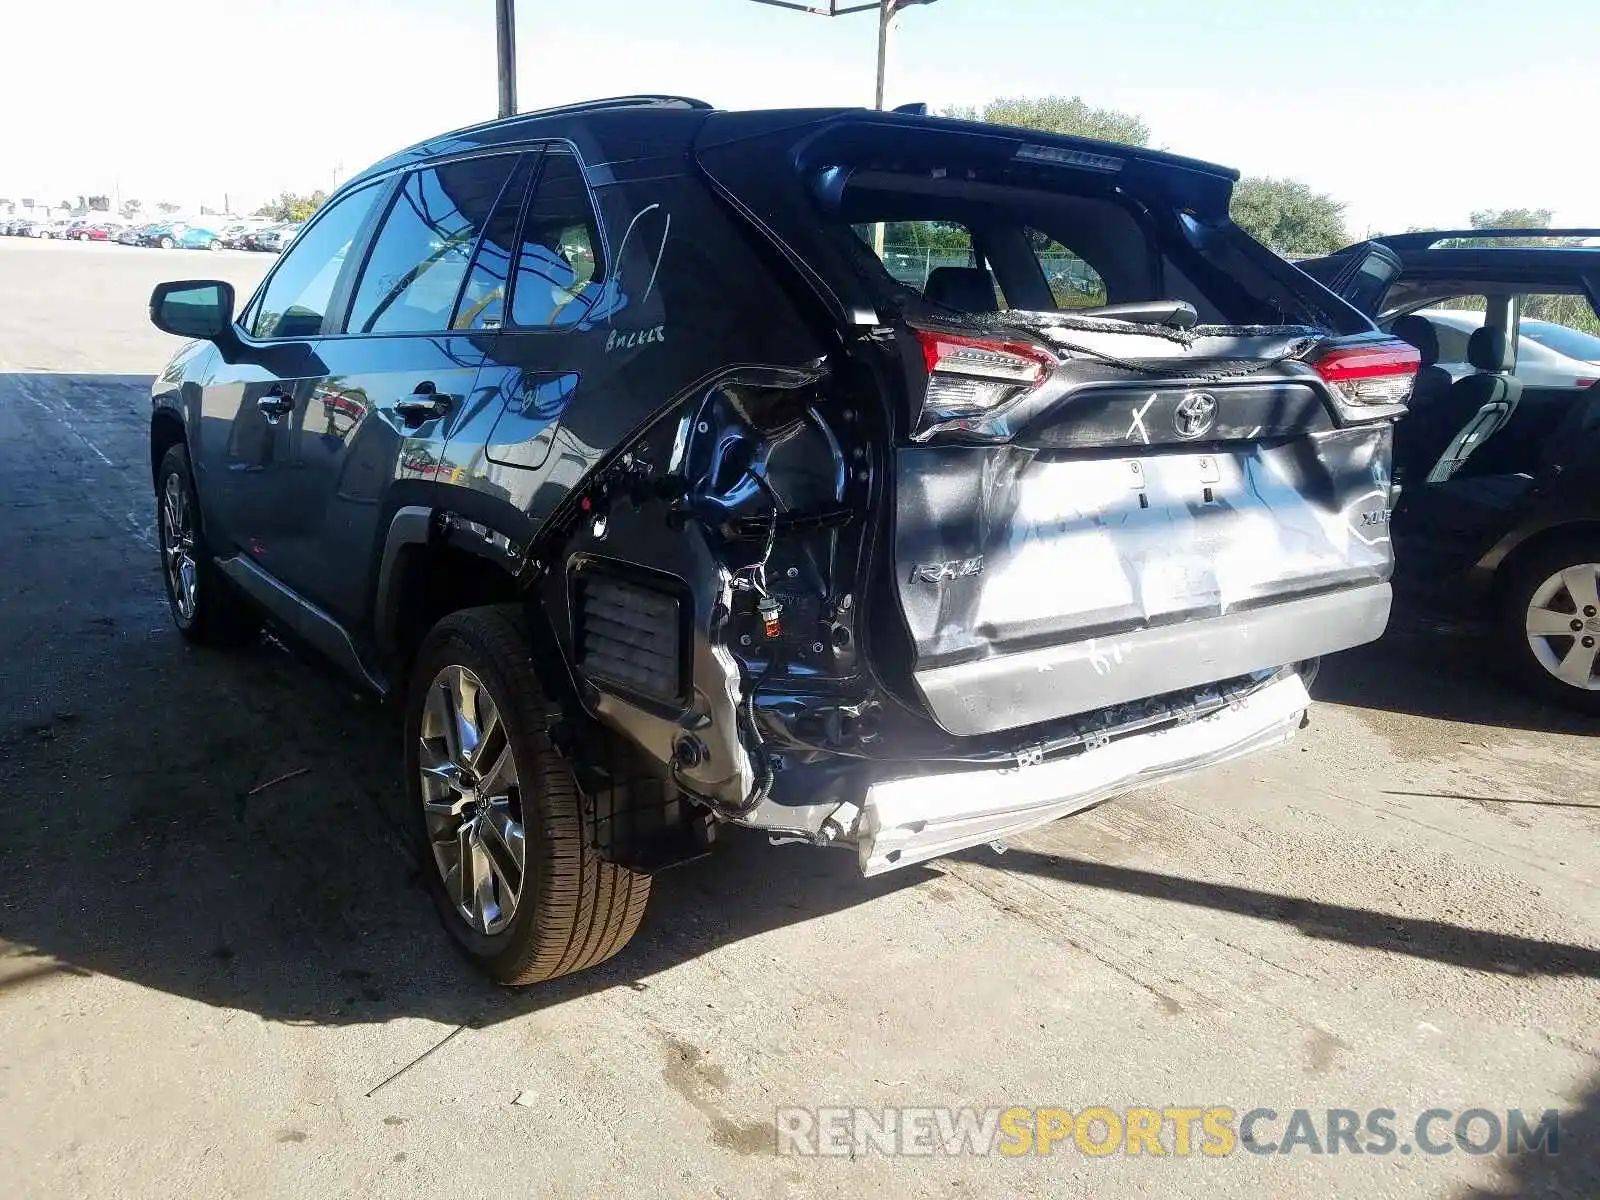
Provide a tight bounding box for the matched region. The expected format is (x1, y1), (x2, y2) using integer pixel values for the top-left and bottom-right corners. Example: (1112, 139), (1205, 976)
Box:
(147, 96), (1415, 984)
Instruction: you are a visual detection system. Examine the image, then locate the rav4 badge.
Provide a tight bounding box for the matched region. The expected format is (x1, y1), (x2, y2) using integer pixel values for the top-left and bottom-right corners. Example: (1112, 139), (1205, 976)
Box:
(910, 556), (985, 584)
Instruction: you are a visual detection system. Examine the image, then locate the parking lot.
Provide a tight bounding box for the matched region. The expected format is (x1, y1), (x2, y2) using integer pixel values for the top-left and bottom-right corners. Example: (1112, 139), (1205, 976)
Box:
(0, 235), (1596, 1198)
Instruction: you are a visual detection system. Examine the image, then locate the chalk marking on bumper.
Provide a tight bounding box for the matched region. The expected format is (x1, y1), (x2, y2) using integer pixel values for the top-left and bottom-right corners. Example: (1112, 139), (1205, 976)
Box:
(857, 673), (1311, 876)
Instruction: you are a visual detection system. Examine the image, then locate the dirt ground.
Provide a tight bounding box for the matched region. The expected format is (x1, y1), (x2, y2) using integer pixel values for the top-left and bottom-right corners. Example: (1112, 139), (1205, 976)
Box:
(0, 237), (1596, 1199)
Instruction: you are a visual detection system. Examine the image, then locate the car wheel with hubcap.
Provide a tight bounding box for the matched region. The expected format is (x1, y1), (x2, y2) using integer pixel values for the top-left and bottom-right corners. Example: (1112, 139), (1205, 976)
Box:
(154, 443), (259, 645)
(160, 236), (173, 249)
(209, 239), (221, 251)
(405, 606), (651, 985)
(1501, 538), (1600, 714)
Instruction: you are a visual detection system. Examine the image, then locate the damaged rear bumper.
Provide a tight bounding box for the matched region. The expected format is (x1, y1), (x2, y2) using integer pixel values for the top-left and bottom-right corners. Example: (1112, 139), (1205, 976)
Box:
(853, 671), (1311, 876)
(918, 583), (1387, 736)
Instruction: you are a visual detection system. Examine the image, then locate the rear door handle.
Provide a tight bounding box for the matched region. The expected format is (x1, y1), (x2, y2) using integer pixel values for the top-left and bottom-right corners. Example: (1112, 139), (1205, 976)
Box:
(257, 387), (294, 420)
(392, 383), (452, 427)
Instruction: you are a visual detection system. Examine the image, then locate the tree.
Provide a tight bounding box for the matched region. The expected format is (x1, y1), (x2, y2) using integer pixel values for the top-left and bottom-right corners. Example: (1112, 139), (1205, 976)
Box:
(254, 190), (327, 223)
(122, 199), (142, 216)
(1228, 177), (1349, 257)
(1436, 208), (1566, 248)
(943, 95), (1151, 147)
(156, 202), (181, 215)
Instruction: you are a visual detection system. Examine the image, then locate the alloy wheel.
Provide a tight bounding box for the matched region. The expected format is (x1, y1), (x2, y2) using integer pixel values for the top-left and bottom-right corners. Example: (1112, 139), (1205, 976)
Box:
(159, 472), (198, 621)
(1524, 562), (1600, 691)
(418, 665), (527, 935)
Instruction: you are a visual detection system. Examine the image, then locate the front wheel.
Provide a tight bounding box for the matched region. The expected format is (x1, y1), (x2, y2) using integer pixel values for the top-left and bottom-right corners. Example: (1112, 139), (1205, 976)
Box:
(405, 607), (651, 985)
(155, 444), (259, 645)
(209, 239), (221, 251)
(159, 236), (173, 249)
(1500, 539), (1600, 714)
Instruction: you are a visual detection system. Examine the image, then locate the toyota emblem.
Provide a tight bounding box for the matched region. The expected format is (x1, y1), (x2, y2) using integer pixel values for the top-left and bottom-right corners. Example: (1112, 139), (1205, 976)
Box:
(1173, 392), (1218, 439)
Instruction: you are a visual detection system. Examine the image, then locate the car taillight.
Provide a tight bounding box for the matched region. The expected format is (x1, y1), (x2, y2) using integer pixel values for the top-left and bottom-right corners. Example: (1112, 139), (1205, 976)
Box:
(915, 329), (1056, 422)
(1310, 338), (1421, 408)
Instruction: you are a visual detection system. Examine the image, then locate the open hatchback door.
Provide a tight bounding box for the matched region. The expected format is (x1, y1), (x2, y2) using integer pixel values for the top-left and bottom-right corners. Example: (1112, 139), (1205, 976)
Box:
(698, 112), (1415, 734)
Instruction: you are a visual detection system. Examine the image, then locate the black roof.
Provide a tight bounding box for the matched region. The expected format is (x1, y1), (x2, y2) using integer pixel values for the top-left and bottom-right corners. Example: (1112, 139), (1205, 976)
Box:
(345, 94), (1240, 195)
(1354, 228), (1600, 276)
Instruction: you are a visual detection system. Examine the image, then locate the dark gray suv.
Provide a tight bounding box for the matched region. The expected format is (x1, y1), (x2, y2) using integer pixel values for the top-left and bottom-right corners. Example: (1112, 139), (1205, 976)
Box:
(148, 95), (1415, 984)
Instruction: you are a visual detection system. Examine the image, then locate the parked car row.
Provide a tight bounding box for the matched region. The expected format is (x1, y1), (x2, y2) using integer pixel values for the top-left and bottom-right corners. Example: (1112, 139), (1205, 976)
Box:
(0, 215), (301, 252)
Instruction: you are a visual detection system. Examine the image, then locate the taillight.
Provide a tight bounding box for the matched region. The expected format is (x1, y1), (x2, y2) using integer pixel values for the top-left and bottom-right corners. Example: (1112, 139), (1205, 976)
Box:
(915, 329), (1056, 424)
(1310, 338), (1420, 408)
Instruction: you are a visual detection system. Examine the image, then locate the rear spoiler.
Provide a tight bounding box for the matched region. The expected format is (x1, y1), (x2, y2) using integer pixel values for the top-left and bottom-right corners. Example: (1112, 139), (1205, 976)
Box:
(1368, 228), (1600, 251)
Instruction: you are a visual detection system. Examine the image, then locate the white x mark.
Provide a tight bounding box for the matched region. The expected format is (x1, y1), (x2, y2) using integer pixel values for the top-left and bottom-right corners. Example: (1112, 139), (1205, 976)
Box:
(1125, 393), (1158, 444)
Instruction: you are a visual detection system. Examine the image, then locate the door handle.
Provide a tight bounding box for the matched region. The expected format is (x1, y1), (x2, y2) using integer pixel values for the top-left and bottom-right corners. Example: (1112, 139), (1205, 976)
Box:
(257, 388), (294, 421)
(392, 383), (452, 427)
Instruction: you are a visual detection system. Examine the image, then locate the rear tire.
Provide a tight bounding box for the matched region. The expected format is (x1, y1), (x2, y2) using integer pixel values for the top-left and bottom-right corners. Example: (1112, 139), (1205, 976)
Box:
(404, 606), (651, 985)
(155, 444), (259, 646)
(209, 239), (221, 251)
(1498, 538), (1600, 715)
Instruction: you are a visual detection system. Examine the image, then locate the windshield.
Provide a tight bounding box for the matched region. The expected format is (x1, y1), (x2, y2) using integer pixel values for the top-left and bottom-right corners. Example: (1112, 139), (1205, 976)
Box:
(1520, 318), (1600, 362)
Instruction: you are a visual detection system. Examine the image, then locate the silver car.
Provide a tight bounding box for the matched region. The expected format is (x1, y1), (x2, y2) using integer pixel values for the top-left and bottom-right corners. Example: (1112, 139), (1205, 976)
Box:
(1395, 308), (1600, 388)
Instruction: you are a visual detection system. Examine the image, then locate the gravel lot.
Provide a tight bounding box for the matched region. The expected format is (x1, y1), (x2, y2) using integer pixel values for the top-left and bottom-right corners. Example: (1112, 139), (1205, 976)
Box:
(0, 236), (1596, 1199)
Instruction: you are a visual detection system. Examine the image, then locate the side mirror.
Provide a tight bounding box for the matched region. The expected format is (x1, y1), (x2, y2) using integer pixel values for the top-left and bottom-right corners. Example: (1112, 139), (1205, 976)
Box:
(150, 279), (235, 341)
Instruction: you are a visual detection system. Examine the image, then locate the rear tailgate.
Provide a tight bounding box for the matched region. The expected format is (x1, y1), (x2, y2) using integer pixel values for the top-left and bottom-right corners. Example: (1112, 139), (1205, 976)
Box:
(696, 111), (1411, 737)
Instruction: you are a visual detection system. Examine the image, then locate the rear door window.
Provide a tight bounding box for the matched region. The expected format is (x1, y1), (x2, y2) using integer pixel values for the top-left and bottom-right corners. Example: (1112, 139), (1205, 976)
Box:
(452, 154), (537, 331)
(509, 149), (606, 330)
(344, 155), (519, 335)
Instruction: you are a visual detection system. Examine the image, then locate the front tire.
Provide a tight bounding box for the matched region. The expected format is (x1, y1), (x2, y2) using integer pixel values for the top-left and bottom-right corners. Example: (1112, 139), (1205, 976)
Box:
(209, 239), (221, 251)
(155, 444), (259, 646)
(405, 607), (651, 985)
(1500, 539), (1600, 714)
(159, 236), (173, 249)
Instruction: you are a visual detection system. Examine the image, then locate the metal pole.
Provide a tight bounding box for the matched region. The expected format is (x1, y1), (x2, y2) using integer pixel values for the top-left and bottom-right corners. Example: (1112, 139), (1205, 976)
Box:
(873, 0), (890, 110)
(496, 0), (518, 119)
(872, 0), (890, 257)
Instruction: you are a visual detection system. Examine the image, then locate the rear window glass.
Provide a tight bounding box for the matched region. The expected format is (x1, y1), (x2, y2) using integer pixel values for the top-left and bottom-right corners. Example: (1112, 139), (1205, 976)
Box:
(853, 220), (1007, 306)
(694, 115), (1364, 332)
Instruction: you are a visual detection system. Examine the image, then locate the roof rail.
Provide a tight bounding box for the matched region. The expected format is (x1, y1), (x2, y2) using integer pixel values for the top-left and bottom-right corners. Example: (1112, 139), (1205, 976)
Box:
(505, 95), (714, 122)
(1375, 228), (1600, 250)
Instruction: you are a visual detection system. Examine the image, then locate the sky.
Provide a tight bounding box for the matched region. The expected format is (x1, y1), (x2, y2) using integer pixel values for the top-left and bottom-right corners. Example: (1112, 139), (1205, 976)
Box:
(1, 0), (1594, 235)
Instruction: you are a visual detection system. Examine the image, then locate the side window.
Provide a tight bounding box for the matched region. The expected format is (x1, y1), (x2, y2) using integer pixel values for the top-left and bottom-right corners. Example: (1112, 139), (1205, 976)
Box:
(1025, 228), (1108, 309)
(345, 155), (519, 335)
(1515, 294), (1600, 387)
(248, 183), (381, 339)
(509, 149), (605, 329)
(452, 155), (535, 331)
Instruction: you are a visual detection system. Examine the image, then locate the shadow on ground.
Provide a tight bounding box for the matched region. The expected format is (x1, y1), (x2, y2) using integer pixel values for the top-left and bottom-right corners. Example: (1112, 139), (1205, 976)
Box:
(0, 631), (931, 1030)
(1461, 1069), (1600, 1199)
(5, 621), (1599, 1040)
(1316, 609), (1600, 736)
(1, 367), (1596, 1052)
